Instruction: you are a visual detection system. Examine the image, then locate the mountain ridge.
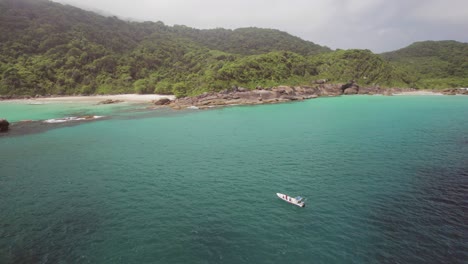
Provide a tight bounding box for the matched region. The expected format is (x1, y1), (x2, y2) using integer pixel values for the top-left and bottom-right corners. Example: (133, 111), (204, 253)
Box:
(0, 0), (466, 97)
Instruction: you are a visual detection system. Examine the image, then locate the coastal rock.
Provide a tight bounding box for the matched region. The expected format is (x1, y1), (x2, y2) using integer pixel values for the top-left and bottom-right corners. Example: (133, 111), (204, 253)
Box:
(169, 86), (321, 109)
(344, 87), (359, 95)
(358, 86), (381, 95)
(342, 80), (359, 94)
(317, 84), (343, 96)
(383, 90), (394, 96)
(0, 119), (10, 132)
(167, 83), (424, 110)
(441, 88), (462, 95)
(276, 86), (296, 95)
(255, 90), (280, 100)
(153, 98), (171, 105)
(98, 99), (124, 104)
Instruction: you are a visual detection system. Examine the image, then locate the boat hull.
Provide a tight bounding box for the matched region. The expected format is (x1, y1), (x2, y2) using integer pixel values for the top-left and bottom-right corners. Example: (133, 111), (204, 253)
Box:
(276, 193), (305, 207)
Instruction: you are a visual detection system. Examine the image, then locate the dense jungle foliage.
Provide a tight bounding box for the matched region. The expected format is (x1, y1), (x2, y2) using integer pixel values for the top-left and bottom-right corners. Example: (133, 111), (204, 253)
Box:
(381, 41), (468, 89)
(1, 0), (467, 97)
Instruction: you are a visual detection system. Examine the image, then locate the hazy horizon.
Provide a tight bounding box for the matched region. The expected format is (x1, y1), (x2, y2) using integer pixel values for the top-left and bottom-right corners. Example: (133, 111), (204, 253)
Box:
(48, 0), (467, 53)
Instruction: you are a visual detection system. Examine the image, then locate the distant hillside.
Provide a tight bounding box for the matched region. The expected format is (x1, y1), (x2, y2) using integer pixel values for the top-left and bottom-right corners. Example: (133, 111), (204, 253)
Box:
(170, 26), (331, 56)
(0, 0), (466, 97)
(381, 41), (468, 88)
(210, 50), (414, 90)
(0, 0), (334, 96)
(307, 49), (417, 87)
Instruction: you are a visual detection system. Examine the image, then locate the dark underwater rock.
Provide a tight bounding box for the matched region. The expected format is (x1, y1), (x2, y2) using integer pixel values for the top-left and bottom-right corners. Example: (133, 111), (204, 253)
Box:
(0, 119), (9, 132)
(98, 99), (124, 104)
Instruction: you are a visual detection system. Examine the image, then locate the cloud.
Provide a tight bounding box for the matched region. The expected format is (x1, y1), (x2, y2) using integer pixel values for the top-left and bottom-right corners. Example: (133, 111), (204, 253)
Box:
(342, 0), (385, 15)
(52, 0), (468, 52)
(411, 0), (468, 24)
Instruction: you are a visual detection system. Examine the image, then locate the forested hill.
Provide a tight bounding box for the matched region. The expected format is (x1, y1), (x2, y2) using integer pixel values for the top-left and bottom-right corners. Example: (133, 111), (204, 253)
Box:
(0, 0), (330, 56)
(0, 0), (466, 97)
(169, 26), (331, 56)
(381, 41), (468, 88)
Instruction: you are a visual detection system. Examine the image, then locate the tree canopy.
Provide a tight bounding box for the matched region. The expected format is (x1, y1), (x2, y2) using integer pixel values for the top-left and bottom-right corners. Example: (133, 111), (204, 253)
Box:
(381, 41), (468, 88)
(0, 0), (466, 97)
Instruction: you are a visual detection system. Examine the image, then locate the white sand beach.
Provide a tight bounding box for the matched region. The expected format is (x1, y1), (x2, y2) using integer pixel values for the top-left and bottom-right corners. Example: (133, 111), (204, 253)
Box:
(392, 90), (443, 96)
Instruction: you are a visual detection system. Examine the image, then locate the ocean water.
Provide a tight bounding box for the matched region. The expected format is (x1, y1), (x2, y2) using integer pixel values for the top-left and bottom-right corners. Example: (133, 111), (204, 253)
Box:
(0, 100), (146, 122)
(0, 96), (467, 263)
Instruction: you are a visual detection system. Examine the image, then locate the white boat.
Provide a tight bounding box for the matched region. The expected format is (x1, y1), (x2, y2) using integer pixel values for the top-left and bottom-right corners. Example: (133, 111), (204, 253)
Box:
(276, 193), (306, 207)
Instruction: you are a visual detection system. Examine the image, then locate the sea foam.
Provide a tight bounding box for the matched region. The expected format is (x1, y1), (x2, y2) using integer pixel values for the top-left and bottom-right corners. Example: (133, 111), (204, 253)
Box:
(43, 116), (104, 123)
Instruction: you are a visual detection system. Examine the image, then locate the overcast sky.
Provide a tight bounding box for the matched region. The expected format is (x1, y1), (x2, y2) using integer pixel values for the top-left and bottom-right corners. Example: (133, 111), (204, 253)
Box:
(52, 0), (468, 53)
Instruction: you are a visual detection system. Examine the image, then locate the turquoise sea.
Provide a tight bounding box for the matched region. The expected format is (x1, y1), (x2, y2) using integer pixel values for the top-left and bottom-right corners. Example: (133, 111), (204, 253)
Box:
(1, 96), (467, 263)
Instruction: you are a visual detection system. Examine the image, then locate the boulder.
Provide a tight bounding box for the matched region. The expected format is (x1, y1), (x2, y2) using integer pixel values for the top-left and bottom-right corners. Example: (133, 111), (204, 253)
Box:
(0, 119), (9, 132)
(442, 88), (458, 95)
(98, 99), (124, 104)
(344, 87), (359, 95)
(254, 90), (279, 100)
(359, 86), (381, 94)
(199, 99), (228, 106)
(341, 80), (359, 94)
(317, 84), (343, 96)
(154, 98), (171, 105)
(275, 86), (296, 95)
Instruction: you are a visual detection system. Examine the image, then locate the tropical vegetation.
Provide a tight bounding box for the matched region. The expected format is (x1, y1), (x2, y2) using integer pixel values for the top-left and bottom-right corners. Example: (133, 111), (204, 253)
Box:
(0, 0), (467, 97)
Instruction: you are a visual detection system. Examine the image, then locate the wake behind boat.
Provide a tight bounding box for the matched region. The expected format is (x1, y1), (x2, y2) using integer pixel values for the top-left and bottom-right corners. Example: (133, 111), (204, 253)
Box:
(277, 193), (306, 207)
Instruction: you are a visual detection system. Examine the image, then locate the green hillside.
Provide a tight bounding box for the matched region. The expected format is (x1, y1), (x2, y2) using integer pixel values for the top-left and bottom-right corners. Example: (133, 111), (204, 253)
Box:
(308, 49), (417, 87)
(0, 0), (466, 97)
(381, 41), (468, 88)
(170, 26), (331, 56)
(0, 0), (333, 96)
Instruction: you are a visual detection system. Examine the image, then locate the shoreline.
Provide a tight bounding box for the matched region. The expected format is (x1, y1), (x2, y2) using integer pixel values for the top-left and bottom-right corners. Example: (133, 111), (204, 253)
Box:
(392, 91), (443, 96)
(0, 89), (464, 111)
(0, 89), (465, 136)
(0, 89), (460, 103)
(0, 94), (175, 103)
(166, 85), (467, 109)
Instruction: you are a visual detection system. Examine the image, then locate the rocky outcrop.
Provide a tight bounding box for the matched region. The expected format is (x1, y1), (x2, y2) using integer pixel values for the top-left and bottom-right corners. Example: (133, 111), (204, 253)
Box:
(316, 84), (343, 96)
(98, 99), (123, 104)
(342, 80), (359, 95)
(153, 98), (172, 105)
(169, 83), (425, 109)
(442, 88), (468, 95)
(0, 119), (9, 132)
(357, 86), (383, 95)
(170, 86), (319, 109)
(344, 87), (359, 94)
